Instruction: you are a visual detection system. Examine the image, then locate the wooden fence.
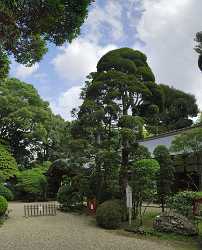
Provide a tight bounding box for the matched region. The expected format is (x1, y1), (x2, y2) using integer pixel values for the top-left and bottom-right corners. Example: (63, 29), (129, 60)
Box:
(24, 203), (57, 217)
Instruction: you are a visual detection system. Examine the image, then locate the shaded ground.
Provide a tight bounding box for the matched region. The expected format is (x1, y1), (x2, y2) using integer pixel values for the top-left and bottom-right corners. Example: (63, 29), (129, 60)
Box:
(0, 202), (182, 250)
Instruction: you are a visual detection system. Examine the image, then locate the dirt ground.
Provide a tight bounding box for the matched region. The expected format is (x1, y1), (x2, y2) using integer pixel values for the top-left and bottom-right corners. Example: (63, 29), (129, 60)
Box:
(0, 202), (177, 250)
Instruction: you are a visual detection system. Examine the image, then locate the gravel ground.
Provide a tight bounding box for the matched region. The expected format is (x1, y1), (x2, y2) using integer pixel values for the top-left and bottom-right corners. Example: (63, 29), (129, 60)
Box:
(0, 202), (175, 250)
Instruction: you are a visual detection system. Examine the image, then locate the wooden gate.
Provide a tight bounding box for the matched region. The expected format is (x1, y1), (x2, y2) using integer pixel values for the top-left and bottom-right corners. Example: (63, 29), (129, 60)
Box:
(24, 203), (57, 217)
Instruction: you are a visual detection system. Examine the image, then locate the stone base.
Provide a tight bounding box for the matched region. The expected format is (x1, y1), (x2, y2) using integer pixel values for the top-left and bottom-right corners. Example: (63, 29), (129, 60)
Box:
(153, 211), (198, 236)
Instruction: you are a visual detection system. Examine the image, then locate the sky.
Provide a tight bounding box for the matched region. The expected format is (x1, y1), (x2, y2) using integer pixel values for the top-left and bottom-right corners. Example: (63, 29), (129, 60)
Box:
(10, 0), (202, 121)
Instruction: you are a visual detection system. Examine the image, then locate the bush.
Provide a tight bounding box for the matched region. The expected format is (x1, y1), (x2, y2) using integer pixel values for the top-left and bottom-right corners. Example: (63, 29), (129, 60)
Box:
(0, 195), (8, 216)
(96, 200), (123, 229)
(57, 177), (84, 211)
(168, 191), (202, 217)
(16, 168), (47, 201)
(0, 184), (14, 201)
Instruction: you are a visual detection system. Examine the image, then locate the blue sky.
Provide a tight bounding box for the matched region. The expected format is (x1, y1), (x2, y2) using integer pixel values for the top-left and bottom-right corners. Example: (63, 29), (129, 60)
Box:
(10, 0), (202, 120)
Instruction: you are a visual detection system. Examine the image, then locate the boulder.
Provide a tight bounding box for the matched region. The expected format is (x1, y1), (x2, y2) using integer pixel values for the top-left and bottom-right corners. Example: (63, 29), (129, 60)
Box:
(153, 211), (198, 236)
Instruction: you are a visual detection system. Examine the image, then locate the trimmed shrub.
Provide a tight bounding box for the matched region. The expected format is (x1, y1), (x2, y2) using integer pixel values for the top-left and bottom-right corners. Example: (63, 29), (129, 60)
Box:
(96, 200), (123, 229)
(0, 184), (14, 201)
(16, 168), (47, 201)
(0, 195), (8, 216)
(168, 191), (202, 218)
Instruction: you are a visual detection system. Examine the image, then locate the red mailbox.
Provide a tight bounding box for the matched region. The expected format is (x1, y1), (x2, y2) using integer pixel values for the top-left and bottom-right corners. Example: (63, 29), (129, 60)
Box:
(87, 198), (96, 214)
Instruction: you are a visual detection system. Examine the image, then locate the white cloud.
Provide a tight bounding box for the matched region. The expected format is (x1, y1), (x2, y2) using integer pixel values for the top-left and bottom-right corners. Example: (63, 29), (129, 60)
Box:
(52, 39), (117, 83)
(51, 39), (117, 120)
(50, 0), (134, 120)
(84, 1), (124, 44)
(135, 0), (202, 109)
(50, 86), (82, 121)
(14, 63), (39, 79)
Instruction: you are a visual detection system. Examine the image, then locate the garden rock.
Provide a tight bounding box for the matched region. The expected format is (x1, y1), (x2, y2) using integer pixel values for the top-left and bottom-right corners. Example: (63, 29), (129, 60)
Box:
(153, 211), (198, 236)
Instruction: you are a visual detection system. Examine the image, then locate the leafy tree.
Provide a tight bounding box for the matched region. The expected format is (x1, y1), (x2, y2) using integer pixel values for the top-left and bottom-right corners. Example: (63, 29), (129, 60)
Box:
(16, 168), (47, 201)
(0, 0), (93, 65)
(153, 145), (174, 212)
(37, 116), (69, 162)
(77, 48), (163, 195)
(88, 149), (120, 202)
(0, 144), (18, 182)
(171, 128), (202, 190)
(130, 159), (159, 224)
(157, 84), (198, 133)
(0, 78), (67, 165)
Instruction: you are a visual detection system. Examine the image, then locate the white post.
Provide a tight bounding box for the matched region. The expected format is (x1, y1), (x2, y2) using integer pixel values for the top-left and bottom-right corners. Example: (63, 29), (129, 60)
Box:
(126, 184), (133, 225)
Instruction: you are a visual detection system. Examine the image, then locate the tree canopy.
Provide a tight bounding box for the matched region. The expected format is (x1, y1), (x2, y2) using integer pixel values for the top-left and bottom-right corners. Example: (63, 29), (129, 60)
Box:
(0, 78), (67, 165)
(157, 84), (198, 133)
(0, 0), (93, 66)
(76, 48), (164, 195)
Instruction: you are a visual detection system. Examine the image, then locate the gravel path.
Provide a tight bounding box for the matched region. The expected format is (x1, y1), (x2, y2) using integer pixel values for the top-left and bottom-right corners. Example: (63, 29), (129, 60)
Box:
(0, 202), (175, 250)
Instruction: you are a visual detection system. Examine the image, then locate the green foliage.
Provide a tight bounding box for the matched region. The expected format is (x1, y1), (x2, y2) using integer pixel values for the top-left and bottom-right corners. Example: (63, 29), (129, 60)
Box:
(57, 183), (82, 211)
(153, 145), (174, 211)
(0, 78), (67, 165)
(131, 144), (151, 162)
(168, 191), (202, 218)
(16, 168), (47, 201)
(0, 0), (93, 65)
(171, 128), (202, 154)
(158, 84), (198, 133)
(96, 200), (123, 229)
(77, 48), (163, 196)
(0, 48), (10, 79)
(85, 149), (120, 202)
(0, 144), (18, 182)
(0, 184), (14, 201)
(130, 159), (160, 220)
(97, 48), (155, 81)
(0, 195), (8, 216)
(57, 175), (88, 211)
(47, 158), (79, 197)
(131, 159), (160, 200)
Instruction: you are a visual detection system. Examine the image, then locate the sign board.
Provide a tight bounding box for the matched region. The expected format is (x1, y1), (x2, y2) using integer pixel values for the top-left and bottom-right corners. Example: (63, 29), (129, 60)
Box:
(126, 184), (133, 208)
